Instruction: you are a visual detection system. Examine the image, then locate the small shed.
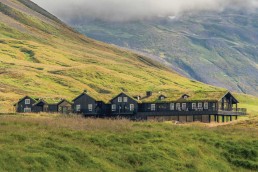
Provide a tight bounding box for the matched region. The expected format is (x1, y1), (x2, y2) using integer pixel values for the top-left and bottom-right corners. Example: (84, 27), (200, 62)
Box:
(57, 99), (73, 114)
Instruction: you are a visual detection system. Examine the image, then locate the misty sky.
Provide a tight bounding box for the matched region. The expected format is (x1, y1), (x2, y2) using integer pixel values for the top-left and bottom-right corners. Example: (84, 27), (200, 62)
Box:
(31, 0), (258, 22)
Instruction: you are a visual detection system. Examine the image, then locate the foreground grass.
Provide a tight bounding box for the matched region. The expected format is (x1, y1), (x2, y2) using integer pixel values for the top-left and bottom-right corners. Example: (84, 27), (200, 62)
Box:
(0, 114), (257, 172)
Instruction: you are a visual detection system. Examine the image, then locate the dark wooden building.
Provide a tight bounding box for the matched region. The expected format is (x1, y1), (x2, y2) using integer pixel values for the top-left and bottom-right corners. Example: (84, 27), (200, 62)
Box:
(73, 91), (106, 116)
(109, 92), (139, 117)
(137, 91), (246, 123)
(33, 100), (49, 112)
(33, 99), (72, 114)
(15, 90), (246, 123)
(57, 99), (73, 114)
(14, 96), (39, 113)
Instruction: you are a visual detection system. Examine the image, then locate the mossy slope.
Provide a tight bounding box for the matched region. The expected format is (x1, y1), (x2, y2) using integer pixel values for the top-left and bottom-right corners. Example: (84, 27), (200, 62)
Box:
(0, 0), (228, 112)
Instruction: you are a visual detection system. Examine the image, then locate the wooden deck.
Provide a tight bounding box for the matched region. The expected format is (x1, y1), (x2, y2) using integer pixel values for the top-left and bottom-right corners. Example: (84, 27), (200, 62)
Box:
(137, 108), (247, 117)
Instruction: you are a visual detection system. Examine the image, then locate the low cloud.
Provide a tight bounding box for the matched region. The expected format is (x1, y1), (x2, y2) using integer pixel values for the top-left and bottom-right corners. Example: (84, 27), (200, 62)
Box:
(32, 0), (258, 22)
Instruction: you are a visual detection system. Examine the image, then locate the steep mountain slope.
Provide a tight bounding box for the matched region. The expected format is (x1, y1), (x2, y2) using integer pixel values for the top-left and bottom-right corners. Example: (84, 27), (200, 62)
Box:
(74, 10), (258, 96)
(0, 0), (225, 112)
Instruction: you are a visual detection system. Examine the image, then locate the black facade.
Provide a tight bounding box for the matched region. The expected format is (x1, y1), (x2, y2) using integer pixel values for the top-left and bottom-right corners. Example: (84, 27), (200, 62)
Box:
(15, 91), (246, 123)
(73, 92), (105, 116)
(15, 96), (38, 113)
(32, 100), (58, 113)
(110, 93), (138, 116)
(33, 100), (48, 113)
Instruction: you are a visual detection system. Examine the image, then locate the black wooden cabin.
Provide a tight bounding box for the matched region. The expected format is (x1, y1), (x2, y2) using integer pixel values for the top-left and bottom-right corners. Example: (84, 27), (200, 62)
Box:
(33, 100), (49, 112)
(14, 96), (38, 113)
(33, 99), (72, 114)
(109, 92), (139, 117)
(73, 91), (106, 116)
(57, 99), (73, 114)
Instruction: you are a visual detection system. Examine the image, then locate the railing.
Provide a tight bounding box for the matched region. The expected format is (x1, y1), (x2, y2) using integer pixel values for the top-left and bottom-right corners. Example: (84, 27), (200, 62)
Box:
(137, 108), (247, 116)
(218, 108), (247, 116)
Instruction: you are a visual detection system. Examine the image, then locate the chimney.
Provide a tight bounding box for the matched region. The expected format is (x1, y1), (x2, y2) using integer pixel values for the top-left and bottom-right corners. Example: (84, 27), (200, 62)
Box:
(146, 91), (152, 97)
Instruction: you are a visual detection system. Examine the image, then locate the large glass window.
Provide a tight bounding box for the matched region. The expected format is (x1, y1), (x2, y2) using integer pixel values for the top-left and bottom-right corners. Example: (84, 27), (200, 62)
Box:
(192, 103), (197, 110)
(151, 104), (156, 111)
(176, 103), (181, 110)
(88, 104), (93, 111)
(130, 104), (135, 111)
(112, 104), (116, 111)
(76, 105), (81, 112)
(123, 97), (128, 102)
(204, 102), (209, 109)
(182, 103), (187, 110)
(170, 103), (175, 110)
(24, 108), (31, 113)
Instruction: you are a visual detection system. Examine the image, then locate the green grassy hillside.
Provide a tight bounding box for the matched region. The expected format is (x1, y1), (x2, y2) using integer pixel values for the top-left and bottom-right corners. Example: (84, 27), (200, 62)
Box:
(74, 10), (258, 96)
(0, 114), (257, 171)
(0, 0), (228, 112)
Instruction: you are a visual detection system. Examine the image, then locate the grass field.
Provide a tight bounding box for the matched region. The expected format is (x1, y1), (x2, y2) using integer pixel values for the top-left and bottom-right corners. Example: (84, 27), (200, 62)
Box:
(0, 114), (257, 172)
(0, 2), (257, 171)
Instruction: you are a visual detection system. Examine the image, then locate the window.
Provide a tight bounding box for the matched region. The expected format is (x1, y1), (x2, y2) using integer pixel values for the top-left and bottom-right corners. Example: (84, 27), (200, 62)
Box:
(204, 102), (209, 109)
(25, 99), (30, 105)
(24, 108), (31, 113)
(118, 97), (122, 102)
(88, 104), (93, 112)
(112, 104), (116, 111)
(198, 103), (203, 108)
(151, 104), (156, 111)
(182, 103), (187, 110)
(176, 103), (181, 110)
(123, 97), (128, 102)
(192, 103), (197, 109)
(76, 105), (81, 112)
(170, 103), (175, 110)
(130, 104), (135, 111)
(183, 96), (188, 99)
(212, 103), (216, 110)
(160, 96), (165, 100)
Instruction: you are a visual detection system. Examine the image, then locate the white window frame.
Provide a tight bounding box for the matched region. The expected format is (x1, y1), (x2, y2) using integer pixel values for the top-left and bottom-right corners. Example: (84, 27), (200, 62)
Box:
(170, 103), (175, 110)
(24, 108), (31, 113)
(160, 96), (165, 100)
(183, 96), (188, 99)
(123, 97), (128, 102)
(118, 97), (122, 103)
(130, 104), (135, 111)
(176, 103), (181, 110)
(204, 102), (209, 110)
(151, 104), (156, 111)
(112, 104), (116, 111)
(88, 104), (93, 112)
(182, 103), (187, 110)
(76, 105), (81, 112)
(198, 103), (203, 108)
(25, 99), (30, 105)
(212, 103), (216, 110)
(192, 103), (197, 109)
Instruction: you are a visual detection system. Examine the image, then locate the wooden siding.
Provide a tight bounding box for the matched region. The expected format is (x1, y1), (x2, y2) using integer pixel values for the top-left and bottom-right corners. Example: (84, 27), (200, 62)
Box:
(110, 93), (138, 116)
(16, 96), (37, 113)
(58, 100), (72, 114)
(15, 91), (246, 123)
(73, 93), (102, 115)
